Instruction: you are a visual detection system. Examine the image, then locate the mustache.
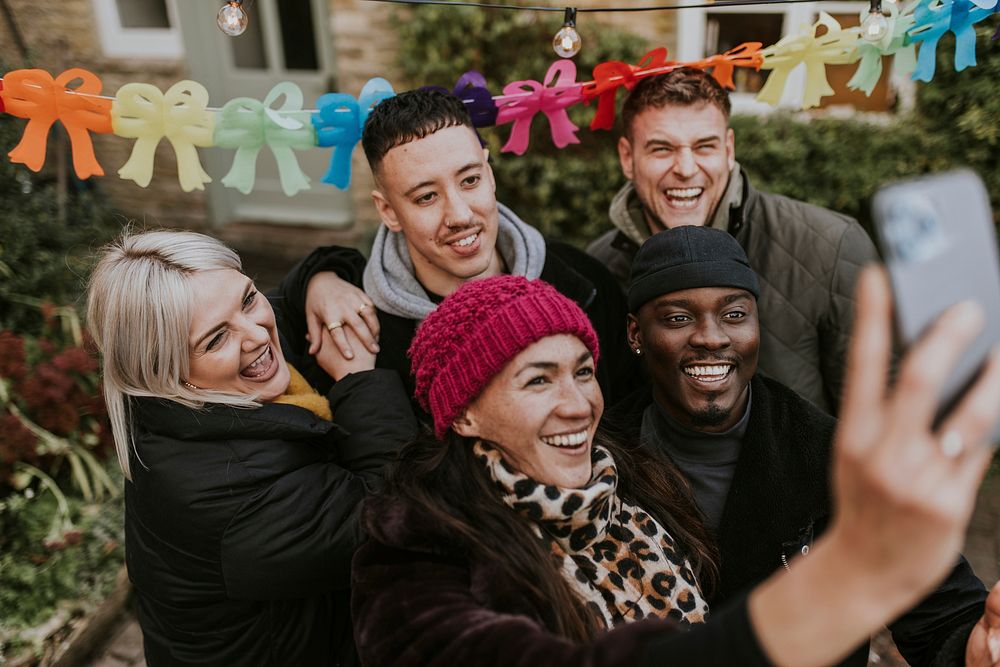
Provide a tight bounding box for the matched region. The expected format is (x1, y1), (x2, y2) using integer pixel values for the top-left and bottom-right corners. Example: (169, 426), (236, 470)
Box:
(438, 222), (484, 244)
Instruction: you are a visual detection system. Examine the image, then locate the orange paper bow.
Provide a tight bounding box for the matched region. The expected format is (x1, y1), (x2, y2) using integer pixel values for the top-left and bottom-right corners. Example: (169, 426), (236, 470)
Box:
(688, 43), (765, 90)
(582, 48), (677, 131)
(0, 68), (112, 179)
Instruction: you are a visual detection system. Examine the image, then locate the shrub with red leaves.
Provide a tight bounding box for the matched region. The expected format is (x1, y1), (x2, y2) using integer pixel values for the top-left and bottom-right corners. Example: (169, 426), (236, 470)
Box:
(0, 330), (27, 382)
(0, 326), (110, 491)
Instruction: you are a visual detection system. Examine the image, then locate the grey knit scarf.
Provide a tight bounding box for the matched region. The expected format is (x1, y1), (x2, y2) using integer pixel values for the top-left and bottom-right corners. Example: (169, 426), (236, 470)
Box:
(362, 203), (546, 320)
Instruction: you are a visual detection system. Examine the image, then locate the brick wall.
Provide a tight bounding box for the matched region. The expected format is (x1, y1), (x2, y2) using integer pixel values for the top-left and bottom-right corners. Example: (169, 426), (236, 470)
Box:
(327, 0), (400, 236)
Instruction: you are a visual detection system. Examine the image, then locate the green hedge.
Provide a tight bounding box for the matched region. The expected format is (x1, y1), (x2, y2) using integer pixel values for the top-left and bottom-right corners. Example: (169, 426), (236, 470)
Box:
(397, 9), (1000, 247)
(915, 27), (1000, 212)
(731, 114), (955, 237)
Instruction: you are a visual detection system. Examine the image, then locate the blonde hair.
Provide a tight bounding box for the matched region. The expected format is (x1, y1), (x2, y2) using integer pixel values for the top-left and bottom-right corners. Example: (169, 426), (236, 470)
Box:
(87, 229), (261, 479)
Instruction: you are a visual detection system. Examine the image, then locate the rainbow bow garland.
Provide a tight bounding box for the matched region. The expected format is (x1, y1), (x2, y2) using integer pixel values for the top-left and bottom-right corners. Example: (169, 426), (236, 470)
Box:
(0, 1), (996, 192)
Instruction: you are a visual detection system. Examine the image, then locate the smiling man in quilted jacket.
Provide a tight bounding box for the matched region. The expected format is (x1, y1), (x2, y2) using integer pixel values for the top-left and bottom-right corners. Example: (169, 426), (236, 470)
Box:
(587, 67), (877, 414)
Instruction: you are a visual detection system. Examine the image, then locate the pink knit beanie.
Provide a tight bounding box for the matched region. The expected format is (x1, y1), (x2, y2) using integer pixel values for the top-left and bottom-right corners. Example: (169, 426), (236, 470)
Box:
(409, 275), (600, 439)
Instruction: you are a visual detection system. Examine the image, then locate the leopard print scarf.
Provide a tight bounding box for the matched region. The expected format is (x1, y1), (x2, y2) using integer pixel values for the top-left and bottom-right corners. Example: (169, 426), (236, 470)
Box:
(474, 442), (709, 630)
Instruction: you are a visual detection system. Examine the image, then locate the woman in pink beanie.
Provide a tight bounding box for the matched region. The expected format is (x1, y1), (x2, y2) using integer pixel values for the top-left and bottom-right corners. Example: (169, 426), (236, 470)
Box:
(351, 272), (1000, 667)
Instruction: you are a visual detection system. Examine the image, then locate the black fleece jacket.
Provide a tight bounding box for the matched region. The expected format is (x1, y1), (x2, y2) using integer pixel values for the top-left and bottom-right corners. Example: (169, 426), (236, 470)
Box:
(605, 374), (988, 667)
(351, 496), (771, 667)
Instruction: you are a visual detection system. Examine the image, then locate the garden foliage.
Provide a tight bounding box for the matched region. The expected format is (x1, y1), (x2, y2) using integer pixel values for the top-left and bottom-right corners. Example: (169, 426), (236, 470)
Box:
(914, 27), (1000, 216)
(0, 111), (119, 332)
(0, 75), (123, 659)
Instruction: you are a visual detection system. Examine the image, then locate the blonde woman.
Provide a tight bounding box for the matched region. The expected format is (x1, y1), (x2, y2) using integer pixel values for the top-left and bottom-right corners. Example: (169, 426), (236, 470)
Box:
(87, 230), (416, 666)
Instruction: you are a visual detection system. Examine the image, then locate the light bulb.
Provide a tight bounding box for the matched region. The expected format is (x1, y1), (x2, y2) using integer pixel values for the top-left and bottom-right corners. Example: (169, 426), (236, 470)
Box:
(217, 1), (249, 37)
(553, 7), (581, 58)
(553, 26), (581, 58)
(861, 0), (890, 43)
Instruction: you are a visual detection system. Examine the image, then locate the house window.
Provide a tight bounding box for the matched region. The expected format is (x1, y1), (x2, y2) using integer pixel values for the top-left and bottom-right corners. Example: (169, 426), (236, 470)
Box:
(92, 0), (182, 59)
(705, 13), (783, 94)
(677, 1), (896, 113)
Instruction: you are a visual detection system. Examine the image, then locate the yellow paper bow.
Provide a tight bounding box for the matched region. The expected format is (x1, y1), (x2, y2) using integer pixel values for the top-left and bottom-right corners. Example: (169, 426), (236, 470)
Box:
(112, 81), (215, 192)
(757, 13), (860, 109)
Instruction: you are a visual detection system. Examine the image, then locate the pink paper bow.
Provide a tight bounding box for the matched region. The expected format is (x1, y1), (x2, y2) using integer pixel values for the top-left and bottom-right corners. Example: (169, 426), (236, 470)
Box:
(495, 60), (585, 156)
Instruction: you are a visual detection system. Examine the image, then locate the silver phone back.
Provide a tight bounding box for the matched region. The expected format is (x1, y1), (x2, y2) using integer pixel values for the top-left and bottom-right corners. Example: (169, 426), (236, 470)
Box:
(872, 169), (1000, 430)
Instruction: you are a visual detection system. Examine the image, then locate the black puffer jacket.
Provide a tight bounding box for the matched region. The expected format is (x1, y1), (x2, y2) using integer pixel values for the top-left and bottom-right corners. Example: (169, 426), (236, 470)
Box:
(588, 172), (879, 413)
(126, 369), (417, 666)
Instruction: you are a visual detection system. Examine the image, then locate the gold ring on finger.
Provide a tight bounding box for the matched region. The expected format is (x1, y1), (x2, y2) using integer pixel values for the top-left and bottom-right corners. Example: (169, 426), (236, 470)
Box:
(358, 303), (371, 314)
(327, 321), (343, 331)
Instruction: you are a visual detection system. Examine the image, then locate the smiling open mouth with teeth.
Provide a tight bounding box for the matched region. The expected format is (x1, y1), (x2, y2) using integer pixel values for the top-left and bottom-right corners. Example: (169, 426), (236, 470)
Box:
(452, 232), (478, 247)
(666, 187), (704, 200)
(241, 345), (274, 379)
(540, 429), (590, 448)
(683, 363), (734, 382)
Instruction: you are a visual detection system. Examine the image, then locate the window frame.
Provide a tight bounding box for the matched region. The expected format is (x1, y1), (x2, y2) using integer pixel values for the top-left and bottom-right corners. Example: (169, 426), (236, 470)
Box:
(676, 1), (876, 113)
(91, 0), (183, 60)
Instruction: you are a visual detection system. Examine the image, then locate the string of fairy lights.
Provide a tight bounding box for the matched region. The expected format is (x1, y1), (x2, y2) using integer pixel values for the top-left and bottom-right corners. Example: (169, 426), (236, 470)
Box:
(214, 0), (896, 57)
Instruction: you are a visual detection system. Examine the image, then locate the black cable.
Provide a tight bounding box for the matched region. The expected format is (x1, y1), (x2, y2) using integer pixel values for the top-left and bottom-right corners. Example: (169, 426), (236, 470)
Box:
(363, 0), (838, 12)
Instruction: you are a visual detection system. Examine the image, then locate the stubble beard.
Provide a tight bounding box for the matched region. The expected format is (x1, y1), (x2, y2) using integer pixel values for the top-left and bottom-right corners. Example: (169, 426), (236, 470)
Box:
(688, 397), (732, 428)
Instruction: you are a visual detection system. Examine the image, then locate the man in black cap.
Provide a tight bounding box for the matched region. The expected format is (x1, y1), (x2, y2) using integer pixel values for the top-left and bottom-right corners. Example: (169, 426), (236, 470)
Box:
(588, 68), (878, 415)
(606, 225), (998, 667)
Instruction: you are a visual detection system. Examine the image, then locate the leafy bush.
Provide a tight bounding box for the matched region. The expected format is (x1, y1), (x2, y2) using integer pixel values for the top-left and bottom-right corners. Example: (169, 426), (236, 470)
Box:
(915, 26), (1000, 215)
(731, 113), (955, 236)
(0, 110), (119, 332)
(0, 489), (124, 659)
(0, 98), (122, 656)
(0, 305), (120, 658)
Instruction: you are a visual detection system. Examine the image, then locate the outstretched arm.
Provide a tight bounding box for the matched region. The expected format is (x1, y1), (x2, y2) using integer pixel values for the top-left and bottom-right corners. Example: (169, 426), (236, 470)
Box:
(751, 267), (1000, 667)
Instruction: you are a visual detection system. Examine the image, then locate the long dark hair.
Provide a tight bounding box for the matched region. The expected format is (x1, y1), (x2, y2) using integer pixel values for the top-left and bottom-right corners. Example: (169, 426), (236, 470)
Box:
(364, 424), (719, 643)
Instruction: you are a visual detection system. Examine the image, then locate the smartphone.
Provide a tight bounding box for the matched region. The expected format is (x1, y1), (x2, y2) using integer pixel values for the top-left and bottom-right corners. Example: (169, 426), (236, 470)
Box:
(872, 169), (1000, 442)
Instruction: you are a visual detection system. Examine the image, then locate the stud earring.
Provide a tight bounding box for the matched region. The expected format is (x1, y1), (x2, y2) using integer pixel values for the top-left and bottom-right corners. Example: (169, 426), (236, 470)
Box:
(633, 347), (642, 356)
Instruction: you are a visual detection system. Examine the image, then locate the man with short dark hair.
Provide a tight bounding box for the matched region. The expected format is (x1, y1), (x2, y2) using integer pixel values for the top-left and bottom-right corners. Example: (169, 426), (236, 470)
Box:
(607, 225), (998, 667)
(589, 67), (878, 413)
(274, 90), (635, 405)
